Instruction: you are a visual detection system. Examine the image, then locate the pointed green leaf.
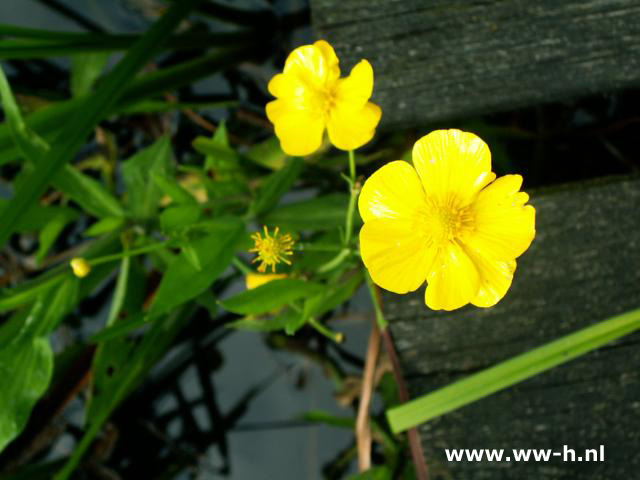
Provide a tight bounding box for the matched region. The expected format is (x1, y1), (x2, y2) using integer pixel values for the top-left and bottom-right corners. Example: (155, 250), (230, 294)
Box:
(150, 217), (244, 316)
(84, 216), (125, 237)
(71, 52), (110, 97)
(122, 136), (172, 219)
(220, 278), (324, 315)
(251, 157), (303, 216)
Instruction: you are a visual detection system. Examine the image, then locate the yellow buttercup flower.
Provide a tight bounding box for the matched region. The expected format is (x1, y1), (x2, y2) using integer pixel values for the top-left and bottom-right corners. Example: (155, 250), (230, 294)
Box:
(266, 40), (382, 156)
(70, 257), (91, 278)
(246, 272), (286, 289)
(358, 129), (536, 311)
(249, 226), (294, 273)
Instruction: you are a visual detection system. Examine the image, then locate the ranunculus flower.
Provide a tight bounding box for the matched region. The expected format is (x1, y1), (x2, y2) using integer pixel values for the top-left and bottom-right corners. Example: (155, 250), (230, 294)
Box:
(358, 129), (536, 311)
(266, 40), (381, 156)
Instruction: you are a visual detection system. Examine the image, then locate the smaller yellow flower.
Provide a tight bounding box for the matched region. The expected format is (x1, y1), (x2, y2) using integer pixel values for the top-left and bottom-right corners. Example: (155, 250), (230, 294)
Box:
(246, 272), (286, 290)
(266, 40), (382, 156)
(70, 257), (91, 278)
(249, 226), (294, 273)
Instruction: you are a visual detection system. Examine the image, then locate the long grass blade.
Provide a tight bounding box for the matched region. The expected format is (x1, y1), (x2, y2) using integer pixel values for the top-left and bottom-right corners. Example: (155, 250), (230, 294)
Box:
(386, 306), (640, 433)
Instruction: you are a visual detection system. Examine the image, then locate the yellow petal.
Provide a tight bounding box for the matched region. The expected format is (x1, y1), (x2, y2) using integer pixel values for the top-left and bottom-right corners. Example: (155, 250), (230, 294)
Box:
(412, 129), (494, 205)
(358, 160), (425, 223)
(360, 218), (438, 294)
(246, 273), (286, 290)
(314, 40), (340, 84)
(266, 99), (324, 156)
(335, 59), (374, 110)
(464, 248), (516, 307)
(465, 174), (536, 260)
(283, 43), (337, 90)
(327, 101), (381, 151)
(424, 242), (480, 311)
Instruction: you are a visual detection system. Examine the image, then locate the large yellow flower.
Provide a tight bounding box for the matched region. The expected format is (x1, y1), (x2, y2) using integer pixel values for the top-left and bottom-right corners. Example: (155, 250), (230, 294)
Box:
(358, 129), (536, 311)
(266, 40), (382, 156)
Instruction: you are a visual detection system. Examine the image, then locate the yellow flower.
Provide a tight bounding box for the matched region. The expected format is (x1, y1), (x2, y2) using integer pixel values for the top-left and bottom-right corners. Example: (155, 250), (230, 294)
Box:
(266, 40), (382, 156)
(246, 272), (286, 289)
(358, 129), (536, 311)
(70, 257), (91, 278)
(249, 226), (294, 273)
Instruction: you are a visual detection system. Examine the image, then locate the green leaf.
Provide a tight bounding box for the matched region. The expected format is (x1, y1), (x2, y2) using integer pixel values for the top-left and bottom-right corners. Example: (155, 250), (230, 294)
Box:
(0, 30), (256, 59)
(0, 331), (53, 452)
(84, 216), (125, 237)
(304, 271), (363, 319)
(251, 157), (303, 216)
(0, 278), (78, 453)
(2, 203), (79, 233)
(386, 306), (640, 434)
(160, 204), (201, 231)
(227, 309), (298, 332)
(219, 278), (324, 315)
(0, 64), (123, 219)
(53, 166), (124, 219)
(36, 214), (69, 263)
(245, 137), (287, 170)
(263, 193), (358, 231)
(121, 136), (172, 219)
(71, 52), (110, 97)
(0, 0), (203, 249)
(193, 123), (238, 172)
(0, 65), (49, 160)
(152, 171), (198, 205)
(149, 217), (244, 316)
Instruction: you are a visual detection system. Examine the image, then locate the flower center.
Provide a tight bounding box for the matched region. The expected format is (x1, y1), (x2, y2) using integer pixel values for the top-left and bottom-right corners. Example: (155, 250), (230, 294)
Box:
(416, 197), (474, 247)
(249, 226), (294, 273)
(320, 86), (338, 119)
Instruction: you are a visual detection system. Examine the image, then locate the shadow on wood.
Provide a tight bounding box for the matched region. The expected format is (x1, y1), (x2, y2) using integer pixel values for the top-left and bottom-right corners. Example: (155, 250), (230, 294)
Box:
(312, 0), (640, 129)
(384, 176), (640, 479)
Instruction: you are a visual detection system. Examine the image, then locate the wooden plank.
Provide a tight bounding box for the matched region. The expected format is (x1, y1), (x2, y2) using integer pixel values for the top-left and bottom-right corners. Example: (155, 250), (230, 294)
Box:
(383, 175), (640, 479)
(311, 0), (640, 129)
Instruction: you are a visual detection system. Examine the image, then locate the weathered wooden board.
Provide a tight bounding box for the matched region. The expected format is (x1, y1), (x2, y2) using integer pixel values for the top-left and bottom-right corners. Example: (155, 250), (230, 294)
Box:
(311, 0), (640, 129)
(383, 176), (640, 479)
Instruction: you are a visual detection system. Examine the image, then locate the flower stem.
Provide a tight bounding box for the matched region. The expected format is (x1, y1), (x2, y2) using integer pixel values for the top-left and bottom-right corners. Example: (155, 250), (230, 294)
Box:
(365, 270), (387, 330)
(309, 317), (344, 343)
(295, 243), (344, 252)
(88, 241), (169, 266)
(232, 256), (253, 274)
(344, 149), (359, 247)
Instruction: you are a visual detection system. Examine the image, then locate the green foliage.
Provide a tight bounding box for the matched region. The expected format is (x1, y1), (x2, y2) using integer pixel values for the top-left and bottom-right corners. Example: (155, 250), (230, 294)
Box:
(264, 193), (359, 231)
(251, 157), (303, 216)
(121, 136), (172, 219)
(149, 218), (245, 316)
(220, 278), (324, 315)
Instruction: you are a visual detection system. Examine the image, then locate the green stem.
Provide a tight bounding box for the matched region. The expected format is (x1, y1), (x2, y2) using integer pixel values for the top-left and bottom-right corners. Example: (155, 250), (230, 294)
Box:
(309, 317), (344, 343)
(365, 270), (388, 329)
(295, 243), (343, 252)
(316, 150), (359, 272)
(344, 149), (358, 247)
(232, 256), (253, 275)
(317, 248), (351, 274)
(88, 241), (169, 266)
